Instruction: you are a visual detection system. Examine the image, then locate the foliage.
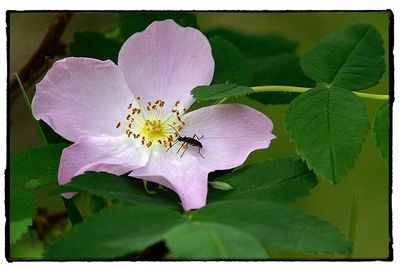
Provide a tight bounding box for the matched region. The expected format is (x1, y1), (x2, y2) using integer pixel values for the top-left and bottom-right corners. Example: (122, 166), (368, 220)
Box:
(11, 144), (67, 189)
(10, 144), (67, 243)
(207, 158), (317, 203)
(205, 28), (298, 58)
(206, 27), (314, 104)
(285, 87), (369, 184)
(44, 198), (351, 259)
(248, 53), (314, 104)
(69, 31), (120, 63)
(192, 84), (253, 101)
(10, 188), (36, 244)
(193, 200), (352, 254)
(119, 12), (198, 40)
(209, 36), (252, 85)
(44, 205), (185, 259)
(50, 172), (181, 210)
(300, 24), (385, 91)
(194, 23), (386, 184)
(373, 101), (389, 165)
(166, 222), (268, 259)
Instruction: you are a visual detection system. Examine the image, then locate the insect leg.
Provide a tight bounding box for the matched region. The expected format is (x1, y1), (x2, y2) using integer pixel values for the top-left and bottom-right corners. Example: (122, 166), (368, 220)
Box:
(193, 134), (204, 140)
(198, 147), (205, 159)
(176, 142), (185, 154)
(166, 139), (179, 152)
(180, 144), (189, 158)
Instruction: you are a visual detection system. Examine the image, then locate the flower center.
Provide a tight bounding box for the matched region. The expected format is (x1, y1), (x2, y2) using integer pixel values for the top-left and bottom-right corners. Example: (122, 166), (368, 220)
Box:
(115, 97), (187, 149)
(141, 119), (166, 140)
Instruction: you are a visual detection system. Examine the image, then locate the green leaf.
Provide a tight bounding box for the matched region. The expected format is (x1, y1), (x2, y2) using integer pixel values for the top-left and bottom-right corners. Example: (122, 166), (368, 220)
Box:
(11, 144), (67, 189)
(205, 28), (297, 58)
(119, 12), (198, 40)
(301, 24), (385, 91)
(284, 87), (369, 184)
(373, 101), (389, 164)
(39, 121), (70, 144)
(44, 205), (185, 259)
(208, 158), (317, 203)
(252, 91), (301, 106)
(50, 172), (180, 210)
(10, 144), (67, 243)
(69, 31), (121, 63)
(165, 222), (268, 259)
(208, 169), (234, 181)
(249, 53), (315, 104)
(193, 200), (352, 254)
(250, 53), (315, 86)
(209, 36), (252, 85)
(10, 188), (35, 244)
(191, 84), (252, 102)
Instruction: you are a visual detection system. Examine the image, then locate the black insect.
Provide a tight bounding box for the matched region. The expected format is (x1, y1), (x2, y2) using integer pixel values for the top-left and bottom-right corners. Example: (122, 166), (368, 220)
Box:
(166, 124), (205, 158)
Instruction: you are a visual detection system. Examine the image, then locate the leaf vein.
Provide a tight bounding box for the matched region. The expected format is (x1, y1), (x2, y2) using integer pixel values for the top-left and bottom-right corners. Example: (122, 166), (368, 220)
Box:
(232, 171), (314, 197)
(328, 27), (370, 86)
(327, 90), (337, 182)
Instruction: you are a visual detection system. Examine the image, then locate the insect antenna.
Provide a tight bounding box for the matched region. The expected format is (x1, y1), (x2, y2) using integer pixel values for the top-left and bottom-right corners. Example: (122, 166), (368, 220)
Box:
(167, 124), (180, 135)
(166, 124), (181, 152)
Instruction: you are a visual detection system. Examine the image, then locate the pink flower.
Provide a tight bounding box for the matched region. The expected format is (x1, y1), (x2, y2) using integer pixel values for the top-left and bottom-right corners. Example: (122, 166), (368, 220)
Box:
(32, 20), (275, 211)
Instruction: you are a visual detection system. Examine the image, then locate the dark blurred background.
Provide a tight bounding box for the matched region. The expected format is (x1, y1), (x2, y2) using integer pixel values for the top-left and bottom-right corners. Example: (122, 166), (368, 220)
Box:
(9, 11), (390, 259)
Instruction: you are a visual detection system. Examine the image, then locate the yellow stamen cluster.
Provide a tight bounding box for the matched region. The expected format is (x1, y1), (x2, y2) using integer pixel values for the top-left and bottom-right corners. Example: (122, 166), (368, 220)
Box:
(142, 119), (164, 139)
(115, 96), (187, 149)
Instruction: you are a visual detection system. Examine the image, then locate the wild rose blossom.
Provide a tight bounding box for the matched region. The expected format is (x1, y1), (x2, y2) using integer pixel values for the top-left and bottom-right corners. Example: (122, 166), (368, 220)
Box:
(32, 20), (275, 211)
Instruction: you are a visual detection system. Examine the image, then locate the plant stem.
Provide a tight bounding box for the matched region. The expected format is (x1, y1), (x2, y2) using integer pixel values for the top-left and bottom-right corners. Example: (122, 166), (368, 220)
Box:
(10, 13), (72, 105)
(252, 85), (389, 101)
(62, 198), (83, 225)
(347, 191), (361, 259)
(15, 74), (48, 145)
(143, 180), (157, 195)
(212, 97), (228, 105)
(252, 85), (309, 94)
(80, 192), (93, 217)
(104, 198), (113, 208)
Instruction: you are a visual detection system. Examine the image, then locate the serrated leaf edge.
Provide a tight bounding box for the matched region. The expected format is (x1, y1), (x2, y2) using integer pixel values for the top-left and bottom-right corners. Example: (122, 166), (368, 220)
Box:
(284, 88), (369, 184)
(372, 101), (389, 164)
(191, 84), (253, 101)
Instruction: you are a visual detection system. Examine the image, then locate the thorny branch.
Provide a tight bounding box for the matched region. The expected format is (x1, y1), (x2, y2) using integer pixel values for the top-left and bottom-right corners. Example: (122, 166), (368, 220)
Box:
(10, 13), (73, 105)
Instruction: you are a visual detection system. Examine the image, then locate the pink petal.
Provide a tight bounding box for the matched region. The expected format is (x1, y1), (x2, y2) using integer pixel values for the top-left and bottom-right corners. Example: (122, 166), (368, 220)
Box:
(32, 57), (135, 142)
(182, 104), (275, 171)
(118, 19), (214, 110)
(129, 147), (209, 211)
(59, 135), (149, 198)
